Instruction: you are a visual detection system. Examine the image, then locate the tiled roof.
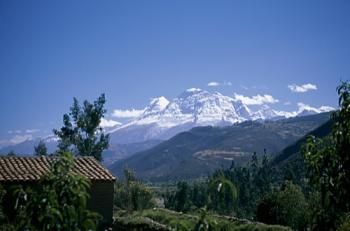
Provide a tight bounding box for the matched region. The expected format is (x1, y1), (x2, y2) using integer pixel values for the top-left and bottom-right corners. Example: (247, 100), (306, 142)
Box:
(0, 156), (116, 182)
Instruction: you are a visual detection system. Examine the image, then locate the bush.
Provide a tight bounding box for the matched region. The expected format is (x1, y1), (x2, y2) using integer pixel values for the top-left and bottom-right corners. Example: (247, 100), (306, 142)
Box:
(114, 168), (155, 211)
(303, 82), (350, 229)
(338, 214), (350, 231)
(2, 152), (101, 230)
(113, 208), (292, 231)
(208, 175), (237, 215)
(256, 181), (308, 230)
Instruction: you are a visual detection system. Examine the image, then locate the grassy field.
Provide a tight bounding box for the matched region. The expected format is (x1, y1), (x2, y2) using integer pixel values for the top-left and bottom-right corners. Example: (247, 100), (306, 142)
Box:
(113, 208), (291, 231)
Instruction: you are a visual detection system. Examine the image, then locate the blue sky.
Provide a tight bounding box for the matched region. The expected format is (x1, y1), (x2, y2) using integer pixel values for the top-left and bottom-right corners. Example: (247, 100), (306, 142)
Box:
(0, 0), (349, 147)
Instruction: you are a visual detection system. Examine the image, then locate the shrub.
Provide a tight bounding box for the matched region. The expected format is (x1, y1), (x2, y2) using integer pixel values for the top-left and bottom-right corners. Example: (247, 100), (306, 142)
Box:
(3, 152), (101, 230)
(256, 181), (308, 230)
(114, 168), (155, 211)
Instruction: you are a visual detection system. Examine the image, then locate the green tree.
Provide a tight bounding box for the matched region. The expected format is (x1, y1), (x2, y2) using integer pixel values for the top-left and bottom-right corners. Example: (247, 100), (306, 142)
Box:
(256, 181), (308, 230)
(193, 208), (218, 231)
(0, 185), (6, 223)
(250, 152), (259, 175)
(174, 181), (192, 212)
(114, 168), (154, 211)
(0, 185), (14, 231)
(208, 175), (237, 215)
(338, 214), (350, 231)
(254, 150), (272, 198)
(303, 82), (350, 230)
(34, 139), (48, 156)
(6, 152), (101, 230)
(7, 150), (15, 156)
(191, 183), (208, 209)
(53, 94), (109, 161)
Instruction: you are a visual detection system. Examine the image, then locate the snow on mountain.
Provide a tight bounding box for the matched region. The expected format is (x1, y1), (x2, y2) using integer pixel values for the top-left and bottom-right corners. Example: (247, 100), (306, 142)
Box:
(108, 88), (288, 143)
(63, 93), (337, 145)
(107, 88), (336, 144)
(0, 135), (59, 155)
(251, 105), (282, 120)
(162, 89), (248, 125)
(0, 88), (335, 155)
(141, 96), (169, 117)
(263, 103), (335, 119)
(296, 103), (334, 117)
(100, 118), (122, 128)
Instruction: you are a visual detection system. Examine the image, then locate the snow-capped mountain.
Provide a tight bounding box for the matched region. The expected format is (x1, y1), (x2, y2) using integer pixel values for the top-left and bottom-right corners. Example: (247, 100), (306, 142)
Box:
(0, 88), (335, 159)
(108, 89), (249, 143)
(107, 88), (334, 144)
(295, 103), (335, 117)
(0, 135), (59, 155)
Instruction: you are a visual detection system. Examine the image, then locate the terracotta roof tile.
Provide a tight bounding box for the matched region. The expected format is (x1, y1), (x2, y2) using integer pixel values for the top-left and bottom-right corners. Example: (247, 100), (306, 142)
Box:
(0, 156), (116, 182)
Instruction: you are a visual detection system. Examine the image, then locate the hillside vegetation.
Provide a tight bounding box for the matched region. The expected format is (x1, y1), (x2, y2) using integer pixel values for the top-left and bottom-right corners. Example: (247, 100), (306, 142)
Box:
(111, 112), (331, 181)
(113, 209), (291, 231)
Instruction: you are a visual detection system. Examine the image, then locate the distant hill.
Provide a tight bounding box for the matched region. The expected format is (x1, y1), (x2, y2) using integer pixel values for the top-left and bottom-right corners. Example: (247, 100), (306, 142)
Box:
(0, 136), (162, 166)
(109, 112), (332, 181)
(271, 117), (334, 182)
(0, 137), (58, 156)
(102, 139), (163, 166)
(0, 88), (334, 165)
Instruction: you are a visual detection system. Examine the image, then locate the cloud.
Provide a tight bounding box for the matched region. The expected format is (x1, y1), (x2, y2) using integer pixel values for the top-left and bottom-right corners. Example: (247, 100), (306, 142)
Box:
(100, 118), (122, 128)
(288, 83), (317, 93)
(112, 109), (144, 118)
(208, 81), (232, 87)
(233, 93), (279, 105)
(0, 134), (34, 148)
(240, 85), (268, 90)
(10, 134), (33, 144)
(208, 82), (220, 87)
(8, 130), (21, 134)
(25, 129), (39, 133)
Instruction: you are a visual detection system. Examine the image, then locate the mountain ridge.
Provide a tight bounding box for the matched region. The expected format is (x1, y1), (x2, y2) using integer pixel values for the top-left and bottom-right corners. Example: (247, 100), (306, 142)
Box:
(0, 88), (334, 166)
(109, 112), (332, 181)
(108, 88), (334, 144)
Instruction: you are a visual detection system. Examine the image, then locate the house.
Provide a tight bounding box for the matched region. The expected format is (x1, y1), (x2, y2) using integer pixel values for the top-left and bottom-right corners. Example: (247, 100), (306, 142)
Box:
(0, 156), (116, 224)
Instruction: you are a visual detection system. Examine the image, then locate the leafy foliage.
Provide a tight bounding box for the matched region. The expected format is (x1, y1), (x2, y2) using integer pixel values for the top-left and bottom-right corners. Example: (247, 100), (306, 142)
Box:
(164, 152), (272, 218)
(1, 152), (101, 230)
(215, 153), (273, 218)
(53, 94), (109, 161)
(0, 185), (12, 230)
(256, 181), (308, 230)
(193, 208), (218, 231)
(114, 167), (155, 211)
(208, 175), (237, 215)
(303, 81), (350, 230)
(34, 139), (48, 156)
(338, 214), (350, 231)
(164, 181), (208, 213)
(113, 208), (292, 231)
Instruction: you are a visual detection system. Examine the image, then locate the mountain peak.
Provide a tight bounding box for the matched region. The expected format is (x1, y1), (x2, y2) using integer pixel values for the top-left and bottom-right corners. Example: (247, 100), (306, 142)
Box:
(296, 103), (335, 117)
(149, 96), (169, 110)
(177, 88), (207, 100)
(141, 96), (169, 117)
(108, 88), (334, 143)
